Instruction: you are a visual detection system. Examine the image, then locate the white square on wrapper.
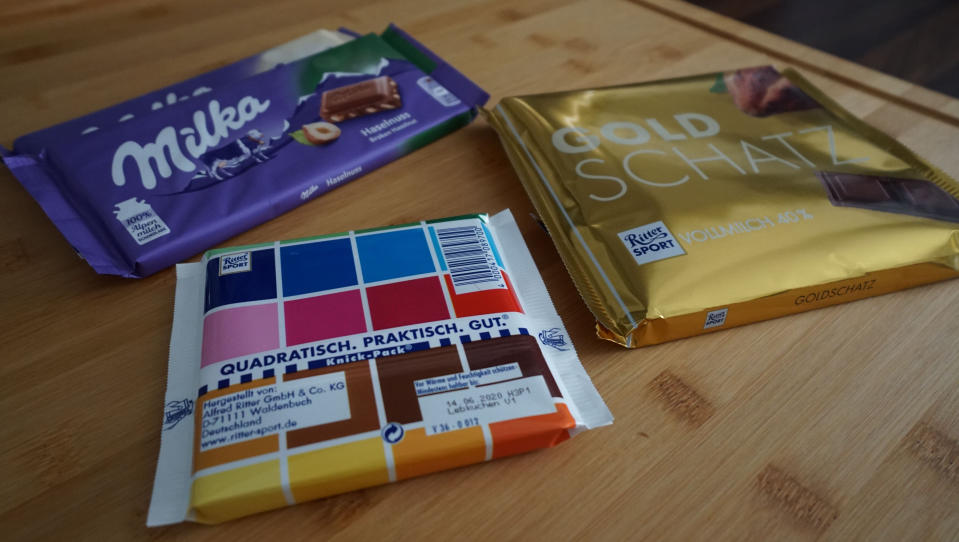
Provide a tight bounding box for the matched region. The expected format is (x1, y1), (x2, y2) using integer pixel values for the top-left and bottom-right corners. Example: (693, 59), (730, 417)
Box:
(617, 220), (685, 267)
(218, 251), (252, 275)
(703, 308), (728, 329)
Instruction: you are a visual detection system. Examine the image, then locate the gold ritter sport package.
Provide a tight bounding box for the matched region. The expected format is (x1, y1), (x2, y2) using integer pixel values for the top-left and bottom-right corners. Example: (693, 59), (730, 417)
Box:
(486, 67), (959, 347)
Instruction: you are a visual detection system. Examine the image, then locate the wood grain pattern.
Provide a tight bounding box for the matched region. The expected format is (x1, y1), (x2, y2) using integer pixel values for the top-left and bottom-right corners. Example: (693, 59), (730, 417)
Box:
(687, 0), (959, 98)
(0, 0), (957, 540)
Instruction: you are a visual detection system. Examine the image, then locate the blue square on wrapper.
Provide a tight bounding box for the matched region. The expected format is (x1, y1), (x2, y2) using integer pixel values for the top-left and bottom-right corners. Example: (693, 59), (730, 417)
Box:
(204, 249), (277, 312)
(280, 238), (357, 296)
(356, 228), (436, 283)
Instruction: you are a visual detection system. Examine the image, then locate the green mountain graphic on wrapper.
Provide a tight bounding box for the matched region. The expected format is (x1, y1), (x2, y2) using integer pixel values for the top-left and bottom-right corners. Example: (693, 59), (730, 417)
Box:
(295, 29), (437, 96)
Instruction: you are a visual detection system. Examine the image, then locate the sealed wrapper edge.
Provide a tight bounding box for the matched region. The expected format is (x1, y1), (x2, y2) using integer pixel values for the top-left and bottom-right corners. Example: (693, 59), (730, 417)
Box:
(490, 211), (613, 431)
(147, 209), (612, 525)
(148, 263), (204, 526)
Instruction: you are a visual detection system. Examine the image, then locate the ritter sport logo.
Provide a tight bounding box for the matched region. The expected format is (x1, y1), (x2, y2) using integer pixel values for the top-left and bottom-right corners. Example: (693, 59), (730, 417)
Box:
(617, 220), (685, 266)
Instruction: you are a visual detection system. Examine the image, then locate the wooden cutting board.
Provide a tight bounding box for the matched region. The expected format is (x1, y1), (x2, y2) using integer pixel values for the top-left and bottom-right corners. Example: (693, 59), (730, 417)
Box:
(1, 0), (957, 540)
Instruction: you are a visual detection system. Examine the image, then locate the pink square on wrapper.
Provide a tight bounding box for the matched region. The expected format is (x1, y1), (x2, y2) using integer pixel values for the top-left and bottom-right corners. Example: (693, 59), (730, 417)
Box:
(201, 303), (280, 367)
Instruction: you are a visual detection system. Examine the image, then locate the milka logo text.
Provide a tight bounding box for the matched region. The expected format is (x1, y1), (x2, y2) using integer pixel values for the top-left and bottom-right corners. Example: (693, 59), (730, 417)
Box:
(111, 96), (270, 189)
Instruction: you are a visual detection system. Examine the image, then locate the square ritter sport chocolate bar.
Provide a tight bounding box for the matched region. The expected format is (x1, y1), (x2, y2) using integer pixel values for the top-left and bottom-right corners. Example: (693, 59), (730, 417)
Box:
(148, 210), (612, 526)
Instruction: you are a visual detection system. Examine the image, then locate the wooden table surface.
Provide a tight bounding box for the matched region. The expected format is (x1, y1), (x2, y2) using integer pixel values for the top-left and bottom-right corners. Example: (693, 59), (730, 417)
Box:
(2, 0), (958, 540)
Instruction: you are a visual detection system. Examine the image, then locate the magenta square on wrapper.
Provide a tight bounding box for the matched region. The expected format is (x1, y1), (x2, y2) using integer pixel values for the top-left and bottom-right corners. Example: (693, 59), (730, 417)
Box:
(283, 289), (367, 346)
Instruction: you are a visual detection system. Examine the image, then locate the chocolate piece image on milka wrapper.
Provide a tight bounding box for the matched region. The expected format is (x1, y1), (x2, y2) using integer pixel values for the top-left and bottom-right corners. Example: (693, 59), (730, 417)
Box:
(320, 75), (402, 123)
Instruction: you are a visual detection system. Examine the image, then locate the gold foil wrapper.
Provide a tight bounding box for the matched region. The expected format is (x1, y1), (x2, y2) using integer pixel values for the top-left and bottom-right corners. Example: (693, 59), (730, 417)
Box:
(485, 67), (959, 347)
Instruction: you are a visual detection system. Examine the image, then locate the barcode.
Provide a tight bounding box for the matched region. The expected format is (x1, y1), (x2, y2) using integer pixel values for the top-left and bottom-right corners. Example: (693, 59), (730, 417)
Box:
(435, 224), (505, 294)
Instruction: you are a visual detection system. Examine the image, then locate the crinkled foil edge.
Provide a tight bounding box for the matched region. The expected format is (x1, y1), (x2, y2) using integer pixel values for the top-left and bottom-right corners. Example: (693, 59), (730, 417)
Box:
(482, 106), (640, 347)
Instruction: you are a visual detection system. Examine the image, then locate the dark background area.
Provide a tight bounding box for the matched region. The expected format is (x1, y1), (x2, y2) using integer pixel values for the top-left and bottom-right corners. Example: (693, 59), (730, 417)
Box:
(686, 0), (959, 98)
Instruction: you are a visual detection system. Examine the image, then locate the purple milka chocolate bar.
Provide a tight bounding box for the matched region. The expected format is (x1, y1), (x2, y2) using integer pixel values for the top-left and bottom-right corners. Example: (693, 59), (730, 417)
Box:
(1, 25), (488, 278)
